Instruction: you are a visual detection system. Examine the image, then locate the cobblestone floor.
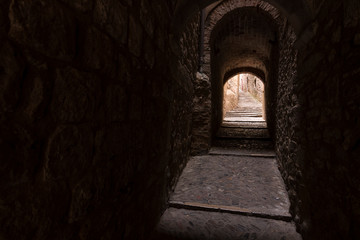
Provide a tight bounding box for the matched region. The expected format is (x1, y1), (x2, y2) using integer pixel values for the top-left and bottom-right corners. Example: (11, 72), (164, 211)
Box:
(170, 154), (290, 217)
(153, 208), (301, 240)
(151, 91), (302, 240)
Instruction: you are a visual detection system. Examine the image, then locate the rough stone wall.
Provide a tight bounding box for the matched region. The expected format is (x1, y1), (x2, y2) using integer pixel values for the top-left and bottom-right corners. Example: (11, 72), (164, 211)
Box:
(191, 72), (211, 155)
(245, 74), (264, 103)
(0, 0), (198, 239)
(276, 1), (360, 239)
(275, 17), (303, 234)
(169, 12), (199, 190)
(223, 75), (239, 117)
(295, 1), (360, 239)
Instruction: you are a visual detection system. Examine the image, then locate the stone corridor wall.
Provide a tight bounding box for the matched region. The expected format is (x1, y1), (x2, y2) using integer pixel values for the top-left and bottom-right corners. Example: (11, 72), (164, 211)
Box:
(296, 1), (360, 239)
(191, 72), (211, 155)
(223, 75), (239, 117)
(169, 12), (199, 191)
(0, 0), (198, 239)
(274, 16), (303, 234)
(244, 74), (264, 103)
(276, 1), (360, 239)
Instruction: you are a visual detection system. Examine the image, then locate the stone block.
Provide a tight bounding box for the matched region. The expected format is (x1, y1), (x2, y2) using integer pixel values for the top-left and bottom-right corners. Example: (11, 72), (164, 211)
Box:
(144, 38), (155, 68)
(46, 125), (93, 182)
(23, 74), (44, 120)
(51, 66), (98, 123)
(0, 41), (23, 114)
(9, 0), (76, 61)
(93, 0), (128, 44)
(128, 16), (143, 57)
(81, 27), (117, 77)
(60, 0), (93, 12)
(0, 1), (10, 38)
(344, 0), (360, 27)
(105, 85), (127, 122)
(354, 33), (360, 45)
(68, 177), (93, 223)
(140, 0), (154, 38)
(129, 94), (143, 120)
(0, 123), (34, 185)
(92, 124), (138, 191)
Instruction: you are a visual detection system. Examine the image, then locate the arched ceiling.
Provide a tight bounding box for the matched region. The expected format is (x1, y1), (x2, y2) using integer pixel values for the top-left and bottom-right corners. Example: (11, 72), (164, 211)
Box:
(173, 0), (313, 45)
(209, 6), (277, 83)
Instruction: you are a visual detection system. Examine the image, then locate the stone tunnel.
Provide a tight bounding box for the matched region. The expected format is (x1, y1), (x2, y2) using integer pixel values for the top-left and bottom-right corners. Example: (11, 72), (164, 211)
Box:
(0, 0), (359, 239)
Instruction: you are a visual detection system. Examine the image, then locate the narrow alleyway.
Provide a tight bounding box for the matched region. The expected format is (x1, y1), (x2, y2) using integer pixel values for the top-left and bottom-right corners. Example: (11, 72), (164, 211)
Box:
(151, 91), (301, 239)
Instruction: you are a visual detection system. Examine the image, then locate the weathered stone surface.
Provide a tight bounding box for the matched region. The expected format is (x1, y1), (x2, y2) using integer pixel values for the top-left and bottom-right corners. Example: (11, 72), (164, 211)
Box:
(0, 41), (23, 114)
(23, 74), (44, 120)
(140, 0), (154, 38)
(0, 123), (34, 185)
(51, 67), (98, 122)
(46, 125), (93, 182)
(154, 208), (301, 240)
(0, 0), (201, 239)
(94, 0), (128, 44)
(2, 0), (359, 239)
(105, 85), (127, 122)
(60, 0), (93, 12)
(144, 38), (155, 68)
(0, 1), (10, 38)
(81, 27), (117, 77)
(191, 72), (211, 154)
(223, 75), (239, 117)
(344, 0), (360, 27)
(171, 154), (290, 216)
(128, 16), (143, 57)
(9, 0), (76, 61)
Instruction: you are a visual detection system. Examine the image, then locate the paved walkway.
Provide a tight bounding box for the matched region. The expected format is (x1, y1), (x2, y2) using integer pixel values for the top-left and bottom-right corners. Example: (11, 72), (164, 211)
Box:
(151, 91), (302, 240)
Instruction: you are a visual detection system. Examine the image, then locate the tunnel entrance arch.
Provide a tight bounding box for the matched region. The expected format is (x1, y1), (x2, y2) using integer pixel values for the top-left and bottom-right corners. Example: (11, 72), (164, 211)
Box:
(190, 0), (285, 154)
(223, 73), (266, 122)
(208, 4), (280, 144)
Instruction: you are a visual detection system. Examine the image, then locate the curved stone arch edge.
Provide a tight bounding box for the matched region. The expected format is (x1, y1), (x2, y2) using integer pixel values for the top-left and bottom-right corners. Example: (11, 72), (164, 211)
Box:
(224, 67), (266, 84)
(172, 0), (315, 48)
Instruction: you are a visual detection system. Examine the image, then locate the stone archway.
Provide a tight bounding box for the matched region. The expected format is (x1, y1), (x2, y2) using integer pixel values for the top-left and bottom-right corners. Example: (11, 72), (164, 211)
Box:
(173, 0), (313, 45)
(190, 0), (282, 154)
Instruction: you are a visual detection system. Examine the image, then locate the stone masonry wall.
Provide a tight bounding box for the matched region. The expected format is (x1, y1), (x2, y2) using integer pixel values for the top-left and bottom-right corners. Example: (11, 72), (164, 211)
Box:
(191, 71), (211, 155)
(245, 74), (264, 104)
(276, 1), (360, 239)
(275, 17), (303, 235)
(169, 12), (199, 191)
(295, 1), (360, 239)
(0, 0), (198, 239)
(223, 75), (239, 117)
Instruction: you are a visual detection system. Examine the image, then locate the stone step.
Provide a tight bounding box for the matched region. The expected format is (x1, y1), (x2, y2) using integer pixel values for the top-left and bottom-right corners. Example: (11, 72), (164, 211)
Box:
(209, 147), (275, 158)
(213, 137), (274, 150)
(152, 208), (301, 240)
(222, 121), (267, 128)
(217, 127), (270, 138)
(223, 116), (265, 122)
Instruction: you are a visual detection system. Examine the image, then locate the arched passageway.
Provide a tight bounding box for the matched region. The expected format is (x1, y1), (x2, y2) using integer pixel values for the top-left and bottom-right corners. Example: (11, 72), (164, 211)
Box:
(191, 0), (281, 154)
(223, 73), (265, 120)
(1, 0), (360, 239)
(154, 0), (302, 239)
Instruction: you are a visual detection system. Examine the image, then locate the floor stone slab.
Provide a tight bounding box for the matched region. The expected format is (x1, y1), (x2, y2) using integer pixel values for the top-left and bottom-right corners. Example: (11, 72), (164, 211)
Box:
(170, 155), (291, 217)
(153, 208), (301, 240)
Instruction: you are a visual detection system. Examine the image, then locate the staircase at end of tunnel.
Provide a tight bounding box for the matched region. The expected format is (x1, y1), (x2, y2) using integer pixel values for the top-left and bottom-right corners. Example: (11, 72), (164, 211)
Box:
(150, 92), (302, 240)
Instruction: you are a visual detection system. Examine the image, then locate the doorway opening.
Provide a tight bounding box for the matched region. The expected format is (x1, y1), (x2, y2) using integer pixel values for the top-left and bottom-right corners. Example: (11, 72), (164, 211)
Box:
(223, 73), (265, 125)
